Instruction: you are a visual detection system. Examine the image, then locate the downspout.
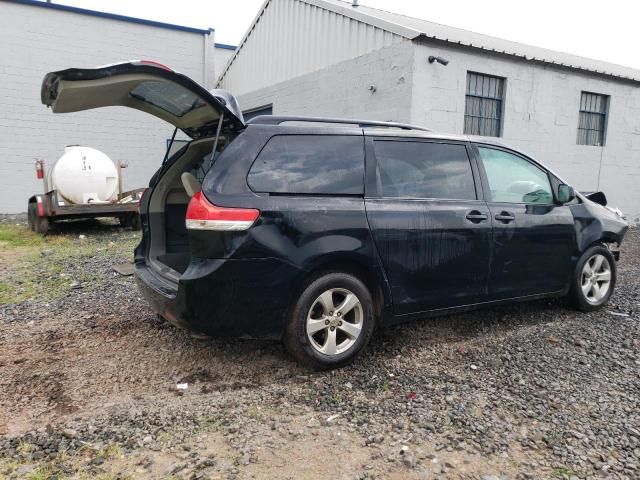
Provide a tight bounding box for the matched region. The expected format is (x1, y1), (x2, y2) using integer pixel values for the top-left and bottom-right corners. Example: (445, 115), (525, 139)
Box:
(203, 28), (215, 89)
(596, 146), (604, 191)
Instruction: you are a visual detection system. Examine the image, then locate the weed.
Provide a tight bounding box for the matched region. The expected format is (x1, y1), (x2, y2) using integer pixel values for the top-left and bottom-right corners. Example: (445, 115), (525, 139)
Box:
(97, 444), (123, 460)
(545, 430), (563, 446)
(27, 466), (57, 480)
(552, 466), (576, 477)
(17, 442), (33, 455)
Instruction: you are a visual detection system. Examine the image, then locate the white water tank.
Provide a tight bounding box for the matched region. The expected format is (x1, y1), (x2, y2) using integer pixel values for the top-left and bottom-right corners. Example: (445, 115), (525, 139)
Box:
(49, 146), (118, 204)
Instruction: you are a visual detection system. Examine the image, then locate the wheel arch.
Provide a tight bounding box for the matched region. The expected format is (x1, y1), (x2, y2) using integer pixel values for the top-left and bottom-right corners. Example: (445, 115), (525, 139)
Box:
(296, 254), (391, 322)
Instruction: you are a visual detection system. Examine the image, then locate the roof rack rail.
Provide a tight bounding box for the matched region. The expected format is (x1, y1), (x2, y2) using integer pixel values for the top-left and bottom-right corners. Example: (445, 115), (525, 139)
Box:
(246, 115), (431, 131)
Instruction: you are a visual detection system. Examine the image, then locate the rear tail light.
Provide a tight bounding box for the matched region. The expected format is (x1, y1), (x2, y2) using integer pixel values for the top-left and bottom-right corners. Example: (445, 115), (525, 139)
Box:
(185, 192), (259, 231)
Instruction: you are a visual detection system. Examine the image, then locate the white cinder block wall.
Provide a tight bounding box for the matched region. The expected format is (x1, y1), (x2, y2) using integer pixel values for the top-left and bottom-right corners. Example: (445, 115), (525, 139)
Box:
(237, 41), (416, 122)
(411, 40), (640, 222)
(237, 40), (640, 222)
(213, 46), (235, 80)
(0, 1), (216, 213)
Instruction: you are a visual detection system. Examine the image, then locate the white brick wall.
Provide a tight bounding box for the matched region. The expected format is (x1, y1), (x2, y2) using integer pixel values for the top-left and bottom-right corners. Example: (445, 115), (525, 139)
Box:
(214, 47), (235, 81)
(237, 41), (416, 122)
(411, 40), (640, 222)
(0, 2), (214, 213)
(236, 40), (640, 222)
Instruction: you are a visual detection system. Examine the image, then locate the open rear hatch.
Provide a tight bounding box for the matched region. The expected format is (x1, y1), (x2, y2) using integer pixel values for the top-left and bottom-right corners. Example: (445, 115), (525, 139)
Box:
(41, 60), (245, 138)
(42, 61), (246, 279)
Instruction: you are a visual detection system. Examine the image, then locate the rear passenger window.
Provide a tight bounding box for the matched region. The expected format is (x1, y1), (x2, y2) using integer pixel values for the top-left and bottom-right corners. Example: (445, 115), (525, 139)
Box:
(248, 135), (364, 194)
(373, 141), (476, 200)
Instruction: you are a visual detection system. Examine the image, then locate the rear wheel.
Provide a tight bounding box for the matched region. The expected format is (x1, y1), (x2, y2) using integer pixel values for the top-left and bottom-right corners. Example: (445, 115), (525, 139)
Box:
(569, 245), (616, 311)
(284, 272), (375, 369)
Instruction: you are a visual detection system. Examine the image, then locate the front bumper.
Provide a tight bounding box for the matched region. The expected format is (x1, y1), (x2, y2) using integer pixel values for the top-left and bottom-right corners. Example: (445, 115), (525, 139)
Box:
(134, 257), (300, 339)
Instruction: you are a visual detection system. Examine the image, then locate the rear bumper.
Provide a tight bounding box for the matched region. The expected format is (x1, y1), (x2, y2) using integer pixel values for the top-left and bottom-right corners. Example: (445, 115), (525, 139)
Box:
(134, 257), (300, 339)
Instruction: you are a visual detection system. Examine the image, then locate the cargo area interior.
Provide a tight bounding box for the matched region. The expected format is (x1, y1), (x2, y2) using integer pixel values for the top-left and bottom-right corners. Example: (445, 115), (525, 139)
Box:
(147, 137), (218, 278)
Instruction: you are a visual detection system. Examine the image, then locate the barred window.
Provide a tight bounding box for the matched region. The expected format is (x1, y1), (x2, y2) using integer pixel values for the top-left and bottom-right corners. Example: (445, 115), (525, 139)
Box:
(577, 92), (608, 146)
(464, 72), (505, 137)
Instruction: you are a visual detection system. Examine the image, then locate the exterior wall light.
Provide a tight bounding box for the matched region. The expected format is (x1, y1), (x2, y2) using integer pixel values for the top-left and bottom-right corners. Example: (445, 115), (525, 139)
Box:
(428, 56), (449, 66)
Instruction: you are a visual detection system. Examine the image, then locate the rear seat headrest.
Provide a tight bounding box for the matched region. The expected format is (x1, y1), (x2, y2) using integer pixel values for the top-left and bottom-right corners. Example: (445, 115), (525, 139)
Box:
(181, 172), (201, 198)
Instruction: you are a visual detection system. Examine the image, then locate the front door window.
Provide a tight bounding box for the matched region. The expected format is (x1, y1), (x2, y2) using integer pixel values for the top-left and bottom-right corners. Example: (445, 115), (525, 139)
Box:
(477, 147), (553, 204)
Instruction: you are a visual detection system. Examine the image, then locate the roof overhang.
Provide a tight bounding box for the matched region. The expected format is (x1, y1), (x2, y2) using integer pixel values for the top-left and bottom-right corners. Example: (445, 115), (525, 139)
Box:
(414, 34), (640, 84)
(4, 0), (213, 35)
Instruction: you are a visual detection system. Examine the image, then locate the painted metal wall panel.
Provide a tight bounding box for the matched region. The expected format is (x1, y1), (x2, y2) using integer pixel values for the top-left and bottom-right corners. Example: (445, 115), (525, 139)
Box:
(217, 0), (403, 95)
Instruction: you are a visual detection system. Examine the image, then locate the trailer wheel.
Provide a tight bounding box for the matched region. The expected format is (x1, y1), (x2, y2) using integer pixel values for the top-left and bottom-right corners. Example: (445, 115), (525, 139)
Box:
(128, 213), (141, 230)
(119, 213), (140, 230)
(28, 202), (35, 231)
(28, 201), (49, 235)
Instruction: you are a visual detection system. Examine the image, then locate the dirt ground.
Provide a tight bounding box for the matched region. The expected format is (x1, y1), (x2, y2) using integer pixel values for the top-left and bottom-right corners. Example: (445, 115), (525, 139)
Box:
(0, 218), (638, 480)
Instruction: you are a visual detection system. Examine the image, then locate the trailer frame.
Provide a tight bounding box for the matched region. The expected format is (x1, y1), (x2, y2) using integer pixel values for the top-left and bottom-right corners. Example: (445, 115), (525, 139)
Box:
(27, 159), (145, 234)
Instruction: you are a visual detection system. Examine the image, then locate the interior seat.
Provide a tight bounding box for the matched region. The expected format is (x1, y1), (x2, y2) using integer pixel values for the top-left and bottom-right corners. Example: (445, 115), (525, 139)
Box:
(181, 172), (201, 197)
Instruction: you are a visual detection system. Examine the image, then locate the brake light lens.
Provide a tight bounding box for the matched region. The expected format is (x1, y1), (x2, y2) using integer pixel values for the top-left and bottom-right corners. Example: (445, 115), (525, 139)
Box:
(185, 192), (259, 231)
(133, 60), (173, 71)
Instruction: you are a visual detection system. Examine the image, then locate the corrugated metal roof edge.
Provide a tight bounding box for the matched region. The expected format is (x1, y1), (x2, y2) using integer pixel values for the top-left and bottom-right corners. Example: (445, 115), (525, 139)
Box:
(216, 0), (413, 86)
(217, 0), (640, 85)
(415, 34), (640, 84)
(3, 0), (213, 35)
(216, 0), (271, 86)
(326, 0), (640, 84)
(217, 0), (640, 87)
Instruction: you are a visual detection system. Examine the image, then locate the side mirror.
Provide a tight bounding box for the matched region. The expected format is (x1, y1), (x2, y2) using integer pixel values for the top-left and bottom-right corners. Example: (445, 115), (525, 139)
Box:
(557, 184), (575, 204)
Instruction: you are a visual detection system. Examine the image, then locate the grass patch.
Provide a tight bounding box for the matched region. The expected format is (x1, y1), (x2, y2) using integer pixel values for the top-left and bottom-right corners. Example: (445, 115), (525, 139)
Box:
(0, 223), (140, 305)
(27, 466), (56, 480)
(0, 225), (46, 248)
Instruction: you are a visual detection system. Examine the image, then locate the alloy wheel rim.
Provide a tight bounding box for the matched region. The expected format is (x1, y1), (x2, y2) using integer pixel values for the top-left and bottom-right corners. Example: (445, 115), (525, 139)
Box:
(581, 254), (611, 304)
(306, 288), (363, 356)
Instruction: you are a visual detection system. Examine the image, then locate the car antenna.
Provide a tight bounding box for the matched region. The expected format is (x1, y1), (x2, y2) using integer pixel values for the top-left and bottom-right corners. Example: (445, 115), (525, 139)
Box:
(162, 127), (178, 164)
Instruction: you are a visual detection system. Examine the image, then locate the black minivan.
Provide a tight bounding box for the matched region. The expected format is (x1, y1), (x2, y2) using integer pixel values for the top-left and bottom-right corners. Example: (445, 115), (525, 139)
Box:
(42, 61), (628, 368)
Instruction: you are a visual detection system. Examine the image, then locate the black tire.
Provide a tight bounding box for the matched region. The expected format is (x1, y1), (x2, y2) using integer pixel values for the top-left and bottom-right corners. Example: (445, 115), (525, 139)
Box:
(129, 213), (141, 230)
(28, 201), (49, 235)
(119, 213), (141, 230)
(568, 245), (616, 312)
(284, 272), (375, 370)
(28, 202), (36, 232)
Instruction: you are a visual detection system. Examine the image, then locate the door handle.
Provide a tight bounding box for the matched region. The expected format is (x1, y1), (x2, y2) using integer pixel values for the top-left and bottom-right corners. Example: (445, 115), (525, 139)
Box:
(465, 210), (488, 223)
(495, 211), (515, 223)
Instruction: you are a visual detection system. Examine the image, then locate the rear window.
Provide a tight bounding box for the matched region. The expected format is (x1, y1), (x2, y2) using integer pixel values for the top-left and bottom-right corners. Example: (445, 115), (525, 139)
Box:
(373, 140), (476, 200)
(130, 81), (206, 117)
(248, 135), (364, 195)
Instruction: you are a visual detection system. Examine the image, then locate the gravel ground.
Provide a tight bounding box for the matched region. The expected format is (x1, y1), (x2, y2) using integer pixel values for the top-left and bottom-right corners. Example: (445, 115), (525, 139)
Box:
(0, 217), (638, 480)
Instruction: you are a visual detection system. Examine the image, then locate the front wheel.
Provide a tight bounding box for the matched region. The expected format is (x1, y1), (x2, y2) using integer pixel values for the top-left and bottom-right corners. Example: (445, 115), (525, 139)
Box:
(569, 245), (616, 312)
(284, 272), (375, 370)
